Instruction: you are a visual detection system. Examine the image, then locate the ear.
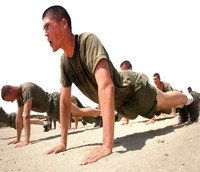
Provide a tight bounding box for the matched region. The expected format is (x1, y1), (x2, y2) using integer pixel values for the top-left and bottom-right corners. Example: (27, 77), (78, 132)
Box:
(10, 89), (14, 94)
(62, 19), (68, 29)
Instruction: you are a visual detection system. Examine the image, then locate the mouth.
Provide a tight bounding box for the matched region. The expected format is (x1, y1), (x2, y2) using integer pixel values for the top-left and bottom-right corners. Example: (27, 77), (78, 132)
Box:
(48, 38), (52, 46)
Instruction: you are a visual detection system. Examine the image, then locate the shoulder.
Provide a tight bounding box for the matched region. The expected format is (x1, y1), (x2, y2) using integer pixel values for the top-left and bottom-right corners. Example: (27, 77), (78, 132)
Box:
(162, 81), (170, 86)
(191, 91), (199, 97)
(21, 82), (42, 93)
(21, 82), (36, 87)
(20, 82), (34, 91)
(162, 81), (173, 90)
(61, 53), (67, 62)
(78, 32), (97, 40)
(78, 33), (100, 45)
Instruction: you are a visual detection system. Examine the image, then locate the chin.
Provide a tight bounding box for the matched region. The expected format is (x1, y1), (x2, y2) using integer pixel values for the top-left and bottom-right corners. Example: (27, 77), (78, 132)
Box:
(52, 48), (59, 52)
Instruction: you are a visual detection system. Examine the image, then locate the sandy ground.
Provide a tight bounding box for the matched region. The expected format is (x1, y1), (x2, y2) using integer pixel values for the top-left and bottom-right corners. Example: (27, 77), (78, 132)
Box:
(0, 114), (200, 172)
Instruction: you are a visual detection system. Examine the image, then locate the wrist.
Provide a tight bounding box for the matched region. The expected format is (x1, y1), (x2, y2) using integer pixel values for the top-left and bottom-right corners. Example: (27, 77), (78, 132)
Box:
(60, 142), (66, 148)
(25, 139), (29, 143)
(102, 144), (113, 154)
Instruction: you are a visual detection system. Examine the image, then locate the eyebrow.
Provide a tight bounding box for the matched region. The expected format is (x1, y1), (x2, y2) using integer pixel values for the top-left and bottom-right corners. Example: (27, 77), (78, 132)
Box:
(43, 23), (49, 30)
(43, 20), (53, 30)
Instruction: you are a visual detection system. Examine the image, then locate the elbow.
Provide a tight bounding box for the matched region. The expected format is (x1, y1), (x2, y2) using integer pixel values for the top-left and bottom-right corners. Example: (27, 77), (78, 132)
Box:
(108, 83), (114, 93)
(103, 82), (114, 95)
(60, 98), (71, 107)
(107, 81), (114, 90)
(23, 113), (30, 120)
(60, 96), (71, 114)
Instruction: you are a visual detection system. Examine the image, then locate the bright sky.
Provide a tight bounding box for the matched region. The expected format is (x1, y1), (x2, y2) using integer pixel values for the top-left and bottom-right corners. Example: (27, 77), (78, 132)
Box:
(0, 0), (200, 114)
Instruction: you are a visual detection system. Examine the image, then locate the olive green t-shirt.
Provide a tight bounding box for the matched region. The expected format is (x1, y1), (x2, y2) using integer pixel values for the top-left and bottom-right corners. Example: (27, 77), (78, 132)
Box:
(60, 33), (133, 107)
(162, 81), (173, 92)
(17, 82), (52, 113)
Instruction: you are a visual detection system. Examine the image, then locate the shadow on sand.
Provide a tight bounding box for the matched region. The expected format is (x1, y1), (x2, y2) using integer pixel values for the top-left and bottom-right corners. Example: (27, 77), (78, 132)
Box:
(59, 122), (193, 153)
(29, 126), (101, 145)
(114, 122), (193, 154)
(1, 119), (194, 155)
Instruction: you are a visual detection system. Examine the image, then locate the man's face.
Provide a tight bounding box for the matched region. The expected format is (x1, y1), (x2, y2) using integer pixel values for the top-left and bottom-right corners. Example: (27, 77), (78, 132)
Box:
(120, 64), (128, 71)
(3, 90), (20, 102)
(153, 76), (160, 85)
(43, 15), (64, 52)
(4, 95), (17, 103)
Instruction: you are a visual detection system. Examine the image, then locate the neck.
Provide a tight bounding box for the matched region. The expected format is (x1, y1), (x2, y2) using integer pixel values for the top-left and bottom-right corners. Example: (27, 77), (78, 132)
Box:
(157, 82), (163, 90)
(63, 32), (75, 58)
(14, 86), (21, 97)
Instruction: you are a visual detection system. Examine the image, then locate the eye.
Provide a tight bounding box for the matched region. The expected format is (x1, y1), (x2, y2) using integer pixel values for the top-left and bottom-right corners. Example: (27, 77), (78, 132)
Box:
(46, 24), (50, 29)
(44, 23), (50, 31)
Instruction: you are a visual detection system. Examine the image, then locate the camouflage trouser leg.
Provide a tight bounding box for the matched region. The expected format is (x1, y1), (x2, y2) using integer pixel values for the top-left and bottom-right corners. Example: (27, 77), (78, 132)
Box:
(187, 92), (199, 122)
(178, 106), (189, 123)
(178, 91), (199, 123)
(47, 92), (60, 121)
(0, 107), (17, 129)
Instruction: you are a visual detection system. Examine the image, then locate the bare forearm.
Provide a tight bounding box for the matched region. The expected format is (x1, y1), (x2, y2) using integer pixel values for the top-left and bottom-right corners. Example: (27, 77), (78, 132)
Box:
(60, 101), (71, 146)
(99, 85), (115, 149)
(16, 116), (23, 141)
(23, 113), (30, 143)
(80, 58), (115, 164)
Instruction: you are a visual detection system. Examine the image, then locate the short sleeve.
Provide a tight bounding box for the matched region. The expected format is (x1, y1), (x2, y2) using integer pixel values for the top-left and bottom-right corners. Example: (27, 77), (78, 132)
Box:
(60, 54), (72, 87)
(22, 86), (34, 104)
(81, 34), (108, 74)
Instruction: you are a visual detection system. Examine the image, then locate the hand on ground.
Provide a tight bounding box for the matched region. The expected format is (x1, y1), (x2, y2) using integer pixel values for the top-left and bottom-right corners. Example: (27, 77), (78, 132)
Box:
(45, 143), (66, 154)
(69, 127), (77, 130)
(80, 145), (112, 165)
(121, 121), (129, 125)
(169, 113), (176, 117)
(145, 117), (155, 125)
(7, 139), (20, 145)
(14, 141), (29, 148)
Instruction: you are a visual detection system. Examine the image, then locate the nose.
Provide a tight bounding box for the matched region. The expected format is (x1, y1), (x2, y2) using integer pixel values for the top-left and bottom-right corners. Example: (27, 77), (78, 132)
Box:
(45, 31), (48, 37)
